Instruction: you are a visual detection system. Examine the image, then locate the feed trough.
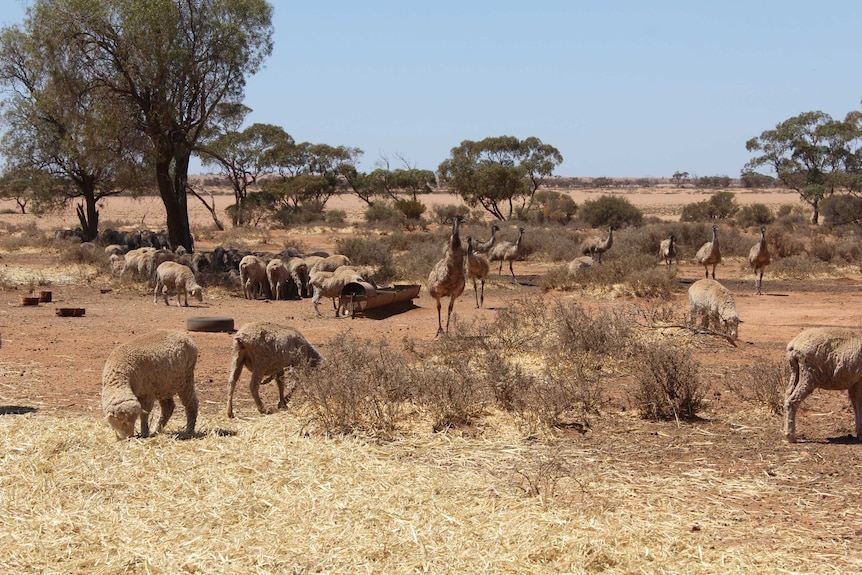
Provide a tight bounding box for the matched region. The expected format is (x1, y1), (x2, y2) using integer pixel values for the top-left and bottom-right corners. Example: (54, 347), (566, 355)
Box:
(339, 282), (421, 318)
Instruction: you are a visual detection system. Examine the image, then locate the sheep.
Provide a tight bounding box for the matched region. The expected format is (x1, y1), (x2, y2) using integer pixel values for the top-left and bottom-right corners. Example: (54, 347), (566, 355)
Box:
(309, 267), (365, 317)
(286, 256), (310, 298)
(100, 329), (199, 439)
(749, 226), (771, 295)
(119, 247), (156, 280)
(567, 255), (594, 276)
(687, 278), (739, 342)
(659, 233), (677, 267)
(310, 254), (351, 274)
(266, 258), (292, 300)
(695, 225), (721, 279)
(784, 327), (862, 443)
(580, 225), (614, 264)
(154, 261), (203, 307)
(465, 236), (490, 308)
(239, 254), (271, 299)
(226, 321), (324, 418)
(104, 244), (128, 257)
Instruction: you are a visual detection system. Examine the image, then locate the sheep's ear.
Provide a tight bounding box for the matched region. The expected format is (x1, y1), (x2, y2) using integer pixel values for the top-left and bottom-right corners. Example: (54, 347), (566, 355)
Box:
(738, 319), (744, 323)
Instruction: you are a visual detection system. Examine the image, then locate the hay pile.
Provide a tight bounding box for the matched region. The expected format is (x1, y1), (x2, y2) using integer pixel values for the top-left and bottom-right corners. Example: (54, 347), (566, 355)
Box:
(0, 412), (859, 574)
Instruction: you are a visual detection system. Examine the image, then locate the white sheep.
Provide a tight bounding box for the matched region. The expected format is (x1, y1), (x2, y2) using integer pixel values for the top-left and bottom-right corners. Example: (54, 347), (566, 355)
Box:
(100, 329), (199, 439)
(310, 254), (351, 274)
(154, 261), (203, 307)
(309, 267), (365, 317)
(239, 254), (270, 299)
(785, 327), (862, 443)
(226, 321), (324, 418)
(266, 258), (292, 300)
(687, 278), (739, 342)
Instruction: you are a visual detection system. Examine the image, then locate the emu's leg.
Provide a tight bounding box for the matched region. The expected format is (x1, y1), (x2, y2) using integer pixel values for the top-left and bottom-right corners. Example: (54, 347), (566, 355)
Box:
(472, 278), (480, 308)
(155, 398), (175, 434)
(508, 260), (516, 283)
(435, 296), (444, 335)
(479, 279), (485, 308)
(445, 295), (456, 333)
(711, 264), (717, 279)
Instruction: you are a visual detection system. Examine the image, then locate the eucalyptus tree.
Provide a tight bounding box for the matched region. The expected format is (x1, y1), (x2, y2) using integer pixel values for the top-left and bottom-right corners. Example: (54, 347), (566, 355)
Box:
(0, 19), (145, 240)
(745, 111), (862, 224)
(437, 135), (562, 221)
(5, 0), (274, 250)
(200, 122), (292, 226)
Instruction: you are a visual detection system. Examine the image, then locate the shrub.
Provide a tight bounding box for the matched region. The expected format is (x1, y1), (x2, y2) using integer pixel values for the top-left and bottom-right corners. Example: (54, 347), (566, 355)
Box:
(393, 198), (426, 220)
(578, 195), (643, 228)
(521, 190), (577, 224)
(820, 194), (862, 226)
(726, 358), (787, 415)
(432, 203), (470, 225)
(769, 255), (831, 278)
(335, 236), (397, 285)
(325, 209), (347, 224)
(736, 203), (774, 228)
(294, 335), (412, 437)
(681, 191), (739, 221)
(364, 201), (399, 223)
(631, 342), (704, 421)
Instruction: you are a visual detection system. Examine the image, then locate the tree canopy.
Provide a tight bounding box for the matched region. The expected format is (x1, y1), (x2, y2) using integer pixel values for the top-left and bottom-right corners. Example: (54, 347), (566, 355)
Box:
(745, 110), (862, 224)
(0, 0), (274, 250)
(437, 136), (562, 221)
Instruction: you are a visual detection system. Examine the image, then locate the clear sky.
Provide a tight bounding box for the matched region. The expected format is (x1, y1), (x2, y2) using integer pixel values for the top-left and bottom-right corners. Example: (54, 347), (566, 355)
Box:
(5, 1), (862, 178)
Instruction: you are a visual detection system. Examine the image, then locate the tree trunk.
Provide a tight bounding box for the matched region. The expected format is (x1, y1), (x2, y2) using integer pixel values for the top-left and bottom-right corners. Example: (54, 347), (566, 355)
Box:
(75, 187), (100, 242)
(155, 153), (194, 252)
(810, 199), (819, 225)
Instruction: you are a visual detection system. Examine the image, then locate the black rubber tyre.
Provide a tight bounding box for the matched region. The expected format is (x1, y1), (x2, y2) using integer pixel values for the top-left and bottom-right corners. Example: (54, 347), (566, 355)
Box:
(186, 316), (235, 333)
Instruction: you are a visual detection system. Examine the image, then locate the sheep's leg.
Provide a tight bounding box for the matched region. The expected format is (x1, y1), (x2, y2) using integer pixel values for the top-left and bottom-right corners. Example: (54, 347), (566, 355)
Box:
(784, 359), (814, 442)
(139, 397), (155, 437)
(276, 373), (294, 409)
(179, 388), (198, 435)
(155, 398), (175, 434)
(153, 280), (161, 304)
(226, 351), (246, 418)
(249, 372), (268, 414)
(849, 384), (862, 441)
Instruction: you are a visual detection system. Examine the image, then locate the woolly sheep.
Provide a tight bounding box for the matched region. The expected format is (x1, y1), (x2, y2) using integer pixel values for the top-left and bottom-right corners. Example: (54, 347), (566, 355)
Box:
(309, 267), (366, 317)
(310, 254), (351, 274)
(154, 261), (203, 307)
(100, 329), (199, 439)
(227, 321), (324, 418)
(784, 328), (862, 443)
(687, 278), (739, 342)
(239, 254), (270, 299)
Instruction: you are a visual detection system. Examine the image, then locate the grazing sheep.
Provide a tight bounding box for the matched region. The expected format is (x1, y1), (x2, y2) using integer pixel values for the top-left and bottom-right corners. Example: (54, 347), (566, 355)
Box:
(119, 247), (155, 280)
(471, 224), (500, 255)
(310, 254), (351, 274)
(695, 225), (721, 279)
(659, 233), (677, 267)
(227, 322), (324, 418)
(749, 226), (771, 295)
(266, 258), (293, 300)
(286, 257), (311, 298)
(567, 255), (594, 276)
(427, 216), (466, 334)
(488, 227), (526, 282)
(580, 225), (614, 264)
(309, 267), (365, 317)
(100, 329), (199, 439)
(466, 236), (490, 308)
(104, 244), (128, 257)
(154, 261), (203, 307)
(239, 254), (271, 299)
(687, 278), (739, 342)
(784, 327), (862, 443)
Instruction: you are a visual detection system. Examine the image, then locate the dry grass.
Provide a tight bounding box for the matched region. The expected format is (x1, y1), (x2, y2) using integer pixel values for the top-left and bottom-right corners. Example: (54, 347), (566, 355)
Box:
(0, 412), (860, 574)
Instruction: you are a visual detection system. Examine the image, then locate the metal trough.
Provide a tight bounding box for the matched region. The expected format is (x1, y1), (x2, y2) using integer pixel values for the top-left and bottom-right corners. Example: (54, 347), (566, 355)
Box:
(339, 282), (421, 317)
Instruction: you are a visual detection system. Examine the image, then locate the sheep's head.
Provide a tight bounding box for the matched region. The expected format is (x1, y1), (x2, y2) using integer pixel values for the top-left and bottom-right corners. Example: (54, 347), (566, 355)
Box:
(106, 402), (142, 440)
(724, 317), (739, 342)
(189, 287), (203, 302)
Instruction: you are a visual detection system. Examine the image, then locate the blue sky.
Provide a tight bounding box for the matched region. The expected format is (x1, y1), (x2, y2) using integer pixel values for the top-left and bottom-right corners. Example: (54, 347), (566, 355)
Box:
(5, 1), (862, 177)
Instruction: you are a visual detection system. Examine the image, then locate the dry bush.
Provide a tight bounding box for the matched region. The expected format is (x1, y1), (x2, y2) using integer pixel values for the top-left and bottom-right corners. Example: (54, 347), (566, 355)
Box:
(519, 226), (579, 263)
(553, 300), (632, 357)
(630, 342), (704, 421)
(335, 235), (397, 285)
(767, 226), (806, 258)
(0, 222), (53, 250)
(769, 255), (832, 278)
(294, 334), (413, 437)
(726, 357), (788, 415)
(211, 225), (271, 250)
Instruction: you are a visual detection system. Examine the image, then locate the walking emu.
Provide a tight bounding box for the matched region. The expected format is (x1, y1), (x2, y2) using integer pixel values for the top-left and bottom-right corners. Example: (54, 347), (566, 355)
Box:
(659, 233), (677, 267)
(748, 226), (771, 295)
(427, 216), (466, 335)
(581, 225), (614, 263)
(466, 236), (490, 308)
(488, 227), (525, 282)
(471, 224), (500, 254)
(695, 225), (721, 279)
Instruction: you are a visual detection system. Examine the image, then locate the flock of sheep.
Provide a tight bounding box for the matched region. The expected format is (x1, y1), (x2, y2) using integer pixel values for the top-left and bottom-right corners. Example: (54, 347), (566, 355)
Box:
(95, 221), (862, 444)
